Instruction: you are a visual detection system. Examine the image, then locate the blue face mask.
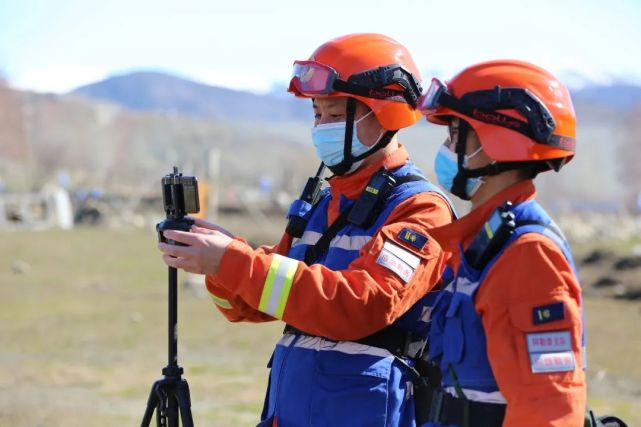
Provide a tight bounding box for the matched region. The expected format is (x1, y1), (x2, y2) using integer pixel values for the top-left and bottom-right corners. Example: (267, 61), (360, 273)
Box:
(311, 111), (374, 168)
(434, 144), (484, 199)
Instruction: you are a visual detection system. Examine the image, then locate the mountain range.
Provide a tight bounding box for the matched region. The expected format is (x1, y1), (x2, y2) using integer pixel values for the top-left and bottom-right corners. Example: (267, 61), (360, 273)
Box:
(2, 70), (639, 212)
(70, 71), (641, 123)
(71, 71), (310, 124)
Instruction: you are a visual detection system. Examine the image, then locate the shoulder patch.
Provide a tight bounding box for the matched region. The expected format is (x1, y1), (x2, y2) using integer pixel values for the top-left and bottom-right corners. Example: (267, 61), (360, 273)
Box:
(397, 227), (428, 250)
(376, 240), (419, 284)
(532, 302), (564, 325)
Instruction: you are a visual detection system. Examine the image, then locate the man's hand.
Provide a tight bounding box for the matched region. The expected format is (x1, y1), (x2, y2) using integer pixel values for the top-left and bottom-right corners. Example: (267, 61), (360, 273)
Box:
(158, 227), (234, 275)
(189, 217), (235, 238)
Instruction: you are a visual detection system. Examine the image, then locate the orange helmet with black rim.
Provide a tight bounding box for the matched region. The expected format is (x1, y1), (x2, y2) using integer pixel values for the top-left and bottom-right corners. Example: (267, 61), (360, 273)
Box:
(288, 33), (423, 131)
(422, 60), (576, 166)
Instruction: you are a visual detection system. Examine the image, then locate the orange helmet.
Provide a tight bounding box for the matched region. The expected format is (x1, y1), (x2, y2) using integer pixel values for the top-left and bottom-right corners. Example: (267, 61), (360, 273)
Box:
(420, 60), (576, 167)
(288, 33), (423, 131)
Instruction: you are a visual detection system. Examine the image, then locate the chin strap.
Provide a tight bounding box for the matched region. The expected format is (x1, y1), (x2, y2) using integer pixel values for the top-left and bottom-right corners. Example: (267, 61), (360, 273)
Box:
(451, 121), (474, 200)
(450, 120), (567, 199)
(326, 97), (397, 176)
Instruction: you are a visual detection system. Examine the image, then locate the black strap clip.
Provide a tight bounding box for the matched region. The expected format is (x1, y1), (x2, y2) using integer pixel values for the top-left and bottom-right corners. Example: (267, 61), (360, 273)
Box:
(464, 201), (516, 270)
(347, 167), (397, 228)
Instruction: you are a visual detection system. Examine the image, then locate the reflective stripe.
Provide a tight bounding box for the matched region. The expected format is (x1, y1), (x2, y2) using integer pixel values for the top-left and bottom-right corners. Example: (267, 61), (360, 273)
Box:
(292, 232), (370, 251)
(258, 254), (299, 319)
(210, 293), (232, 309)
(277, 334), (393, 358)
(484, 221), (494, 239)
(444, 386), (506, 404)
(330, 234), (371, 251)
(291, 231), (322, 248)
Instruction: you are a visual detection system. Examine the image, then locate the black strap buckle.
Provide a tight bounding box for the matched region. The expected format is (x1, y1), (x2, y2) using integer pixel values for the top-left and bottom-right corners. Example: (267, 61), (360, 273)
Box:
(428, 389), (506, 427)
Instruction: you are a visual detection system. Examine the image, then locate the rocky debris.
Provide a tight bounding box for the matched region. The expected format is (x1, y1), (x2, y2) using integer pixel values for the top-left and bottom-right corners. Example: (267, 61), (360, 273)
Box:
(578, 245), (641, 302)
(11, 260), (32, 274)
(614, 288), (641, 301)
(582, 249), (615, 266)
(613, 256), (641, 271)
(593, 276), (620, 288)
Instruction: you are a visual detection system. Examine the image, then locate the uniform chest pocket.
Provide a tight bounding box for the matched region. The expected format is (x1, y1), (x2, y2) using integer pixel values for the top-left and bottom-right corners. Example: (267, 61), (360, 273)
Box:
(443, 292), (465, 364)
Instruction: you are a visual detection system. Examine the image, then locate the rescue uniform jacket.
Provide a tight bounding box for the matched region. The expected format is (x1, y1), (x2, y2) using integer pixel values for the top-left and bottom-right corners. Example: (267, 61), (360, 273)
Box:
(424, 180), (587, 427)
(205, 145), (453, 426)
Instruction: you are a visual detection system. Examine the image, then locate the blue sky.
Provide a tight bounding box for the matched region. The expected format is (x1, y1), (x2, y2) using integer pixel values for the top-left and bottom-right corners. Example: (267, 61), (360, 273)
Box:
(1, 0), (640, 93)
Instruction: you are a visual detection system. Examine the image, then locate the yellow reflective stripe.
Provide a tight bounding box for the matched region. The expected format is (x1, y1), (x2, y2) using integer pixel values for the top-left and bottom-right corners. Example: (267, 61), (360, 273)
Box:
(484, 221), (494, 239)
(259, 255), (282, 313)
(274, 260), (298, 319)
(258, 254), (299, 319)
(210, 293), (232, 309)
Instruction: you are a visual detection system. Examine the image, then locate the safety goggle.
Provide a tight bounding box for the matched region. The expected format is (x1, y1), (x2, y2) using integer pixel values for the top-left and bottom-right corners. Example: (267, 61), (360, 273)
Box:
(289, 60), (423, 106)
(288, 60), (339, 96)
(418, 77), (559, 145)
(417, 78), (448, 112)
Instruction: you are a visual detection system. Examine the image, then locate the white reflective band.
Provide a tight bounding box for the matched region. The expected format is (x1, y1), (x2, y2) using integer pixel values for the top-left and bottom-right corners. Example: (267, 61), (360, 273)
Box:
(292, 231), (371, 252)
(291, 231), (322, 248)
(419, 305), (434, 323)
(454, 276), (478, 296)
(258, 254), (299, 319)
(444, 387), (506, 404)
(210, 293), (232, 309)
(329, 234), (371, 251)
(277, 334), (394, 358)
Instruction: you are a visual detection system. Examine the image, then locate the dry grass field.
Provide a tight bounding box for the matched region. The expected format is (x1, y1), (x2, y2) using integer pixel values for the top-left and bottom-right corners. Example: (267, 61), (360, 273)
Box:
(0, 224), (639, 426)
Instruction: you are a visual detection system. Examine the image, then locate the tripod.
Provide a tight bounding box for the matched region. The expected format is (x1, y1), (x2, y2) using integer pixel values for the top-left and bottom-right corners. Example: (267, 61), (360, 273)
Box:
(142, 167), (200, 426)
(141, 264), (194, 427)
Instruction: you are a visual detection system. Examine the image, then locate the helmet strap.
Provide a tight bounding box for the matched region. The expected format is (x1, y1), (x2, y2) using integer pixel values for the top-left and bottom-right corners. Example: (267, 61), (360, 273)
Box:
(450, 120), (568, 194)
(451, 121), (473, 200)
(327, 98), (397, 176)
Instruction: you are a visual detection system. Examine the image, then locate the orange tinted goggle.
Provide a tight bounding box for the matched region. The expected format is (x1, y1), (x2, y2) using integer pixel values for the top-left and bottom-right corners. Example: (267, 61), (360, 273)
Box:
(417, 78), (448, 113)
(288, 60), (339, 96)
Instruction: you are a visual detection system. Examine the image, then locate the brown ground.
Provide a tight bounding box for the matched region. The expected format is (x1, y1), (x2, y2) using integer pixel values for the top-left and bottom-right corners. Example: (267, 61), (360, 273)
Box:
(0, 224), (639, 426)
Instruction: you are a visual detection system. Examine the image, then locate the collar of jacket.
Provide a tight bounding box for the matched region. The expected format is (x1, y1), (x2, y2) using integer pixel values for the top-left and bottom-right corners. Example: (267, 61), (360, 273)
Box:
(328, 144), (410, 202)
(429, 180), (537, 255)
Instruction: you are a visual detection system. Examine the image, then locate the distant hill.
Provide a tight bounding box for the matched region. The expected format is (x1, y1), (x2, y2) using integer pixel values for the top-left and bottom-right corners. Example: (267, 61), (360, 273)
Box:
(71, 71), (310, 123)
(70, 71), (641, 127)
(571, 84), (641, 111)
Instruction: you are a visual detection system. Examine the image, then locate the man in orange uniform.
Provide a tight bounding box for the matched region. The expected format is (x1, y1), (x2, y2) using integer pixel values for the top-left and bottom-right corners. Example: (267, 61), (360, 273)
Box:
(158, 33), (454, 426)
(417, 61), (586, 426)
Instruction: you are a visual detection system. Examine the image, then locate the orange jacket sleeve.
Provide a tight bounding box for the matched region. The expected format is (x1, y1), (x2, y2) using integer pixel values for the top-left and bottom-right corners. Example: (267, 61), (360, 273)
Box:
(475, 233), (586, 427)
(204, 232), (293, 323)
(211, 192), (451, 341)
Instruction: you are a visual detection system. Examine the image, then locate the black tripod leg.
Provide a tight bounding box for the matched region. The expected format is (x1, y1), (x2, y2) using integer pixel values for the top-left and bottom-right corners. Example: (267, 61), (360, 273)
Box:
(176, 380), (194, 427)
(167, 400), (178, 427)
(141, 381), (160, 427)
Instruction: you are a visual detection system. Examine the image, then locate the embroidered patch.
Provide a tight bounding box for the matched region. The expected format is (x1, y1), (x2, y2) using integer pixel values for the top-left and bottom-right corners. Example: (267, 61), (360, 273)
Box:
(530, 351), (576, 373)
(532, 302), (564, 325)
(376, 241), (419, 283)
(527, 331), (575, 373)
(397, 228), (428, 250)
